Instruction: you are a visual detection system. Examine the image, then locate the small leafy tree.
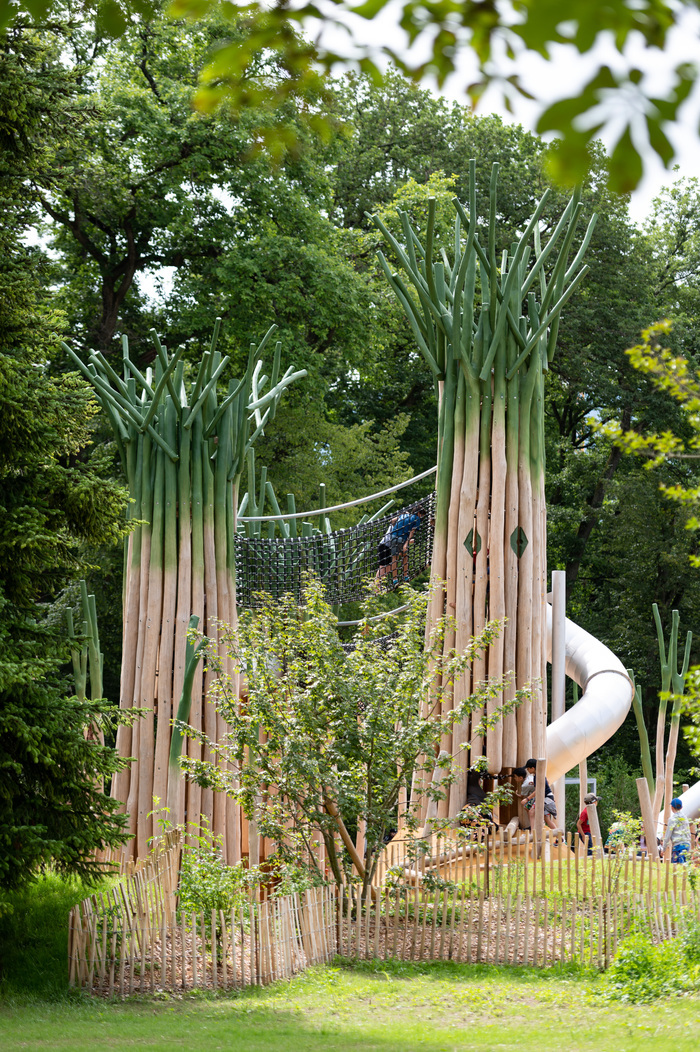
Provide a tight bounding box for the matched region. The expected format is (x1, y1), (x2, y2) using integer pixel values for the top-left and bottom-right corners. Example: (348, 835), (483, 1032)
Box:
(177, 820), (259, 918)
(179, 580), (528, 895)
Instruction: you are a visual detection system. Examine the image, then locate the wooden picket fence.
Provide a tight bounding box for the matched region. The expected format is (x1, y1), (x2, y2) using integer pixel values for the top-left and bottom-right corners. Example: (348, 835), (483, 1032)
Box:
(339, 883), (699, 969)
(69, 879), (337, 996)
(70, 825), (700, 996)
(375, 826), (697, 900)
(69, 827), (181, 991)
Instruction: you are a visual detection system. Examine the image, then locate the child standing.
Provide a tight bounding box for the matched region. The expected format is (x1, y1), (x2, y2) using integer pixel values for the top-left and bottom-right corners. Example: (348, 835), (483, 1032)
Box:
(663, 798), (691, 863)
(521, 758), (558, 830)
(576, 792), (599, 855)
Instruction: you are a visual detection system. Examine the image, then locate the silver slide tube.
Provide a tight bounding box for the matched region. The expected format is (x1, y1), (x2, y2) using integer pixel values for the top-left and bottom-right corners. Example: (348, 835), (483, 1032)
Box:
(545, 604), (634, 784)
(545, 605), (700, 825)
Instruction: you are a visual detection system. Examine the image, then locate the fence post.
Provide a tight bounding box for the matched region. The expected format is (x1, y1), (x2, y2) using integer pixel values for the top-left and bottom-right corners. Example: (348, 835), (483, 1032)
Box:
(587, 801), (603, 861)
(534, 759), (546, 848)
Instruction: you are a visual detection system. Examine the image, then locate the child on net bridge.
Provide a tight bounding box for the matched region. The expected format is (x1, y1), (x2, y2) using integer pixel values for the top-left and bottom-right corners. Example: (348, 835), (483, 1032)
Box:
(376, 507), (424, 587)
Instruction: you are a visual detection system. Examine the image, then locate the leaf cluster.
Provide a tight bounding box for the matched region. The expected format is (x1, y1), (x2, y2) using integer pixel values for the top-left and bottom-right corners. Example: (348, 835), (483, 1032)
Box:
(600, 323), (700, 548)
(4, 0), (697, 188)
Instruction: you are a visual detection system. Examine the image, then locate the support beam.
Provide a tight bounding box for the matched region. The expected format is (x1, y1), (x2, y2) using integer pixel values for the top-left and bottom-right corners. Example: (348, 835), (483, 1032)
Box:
(586, 797), (603, 860)
(550, 571), (566, 822)
(534, 758), (546, 842)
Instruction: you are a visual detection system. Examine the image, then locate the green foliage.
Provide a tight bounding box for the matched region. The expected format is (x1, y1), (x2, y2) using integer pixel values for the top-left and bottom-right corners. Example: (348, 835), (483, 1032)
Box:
(681, 914), (700, 965)
(0, 650), (136, 890)
(599, 323), (700, 768)
(176, 821), (319, 917)
(0, 131), (132, 887)
(177, 823), (258, 917)
(604, 811), (643, 873)
(680, 668), (700, 765)
(11, 11), (341, 354)
(4, 0), (695, 189)
(180, 579), (527, 893)
(601, 323), (700, 489)
(605, 932), (694, 1003)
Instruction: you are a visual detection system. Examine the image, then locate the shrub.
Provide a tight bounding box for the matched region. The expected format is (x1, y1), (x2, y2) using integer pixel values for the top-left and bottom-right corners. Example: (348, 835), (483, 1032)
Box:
(680, 913), (700, 965)
(605, 934), (689, 1003)
(177, 824), (258, 917)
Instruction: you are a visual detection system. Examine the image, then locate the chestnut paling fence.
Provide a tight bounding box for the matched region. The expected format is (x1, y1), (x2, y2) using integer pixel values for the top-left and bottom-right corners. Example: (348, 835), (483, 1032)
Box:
(68, 828), (337, 996)
(69, 885), (338, 997)
(374, 826), (697, 899)
(338, 884), (696, 971)
(69, 830), (699, 996)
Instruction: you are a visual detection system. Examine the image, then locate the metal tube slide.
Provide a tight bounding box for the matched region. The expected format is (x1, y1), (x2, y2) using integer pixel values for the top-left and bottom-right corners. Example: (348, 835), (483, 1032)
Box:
(545, 604), (634, 784)
(544, 606), (700, 825)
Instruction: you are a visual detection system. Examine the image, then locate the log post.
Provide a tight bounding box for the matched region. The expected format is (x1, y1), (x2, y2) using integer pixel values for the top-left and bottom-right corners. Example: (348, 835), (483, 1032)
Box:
(534, 758), (546, 844)
(586, 798), (603, 861)
(637, 776), (660, 861)
(550, 571), (566, 822)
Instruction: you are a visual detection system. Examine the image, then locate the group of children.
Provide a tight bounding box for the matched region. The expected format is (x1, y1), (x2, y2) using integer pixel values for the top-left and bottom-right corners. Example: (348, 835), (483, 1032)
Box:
(577, 793), (694, 862)
(461, 761), (695, 864)
(460, 759), (560, 831)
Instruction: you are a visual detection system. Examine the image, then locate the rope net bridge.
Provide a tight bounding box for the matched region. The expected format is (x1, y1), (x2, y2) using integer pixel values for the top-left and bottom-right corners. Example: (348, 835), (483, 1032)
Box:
(234, 493), (435, 609)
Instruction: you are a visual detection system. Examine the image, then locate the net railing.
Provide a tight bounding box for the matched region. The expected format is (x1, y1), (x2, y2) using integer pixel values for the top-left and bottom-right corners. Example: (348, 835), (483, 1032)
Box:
(235, 493), (435, 609)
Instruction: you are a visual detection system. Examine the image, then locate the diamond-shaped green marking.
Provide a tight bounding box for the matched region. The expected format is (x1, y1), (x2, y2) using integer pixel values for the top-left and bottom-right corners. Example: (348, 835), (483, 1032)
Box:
(464, 528), (481, 557)
(510, 526), (528, 558)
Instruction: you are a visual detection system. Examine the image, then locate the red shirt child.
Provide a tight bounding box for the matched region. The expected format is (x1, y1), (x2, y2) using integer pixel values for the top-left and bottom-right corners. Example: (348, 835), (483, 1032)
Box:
(577, 792), (599, 842)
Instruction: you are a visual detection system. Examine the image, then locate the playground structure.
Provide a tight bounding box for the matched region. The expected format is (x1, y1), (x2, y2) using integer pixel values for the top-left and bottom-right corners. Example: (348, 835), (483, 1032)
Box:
(369, 162), (597, 824)
(64, 159), (700, 867)
(65, 324), (307, 862)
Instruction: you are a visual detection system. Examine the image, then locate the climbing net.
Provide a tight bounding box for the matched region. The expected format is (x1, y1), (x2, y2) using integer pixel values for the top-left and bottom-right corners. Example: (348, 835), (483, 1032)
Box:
(234, 493), (435, 609)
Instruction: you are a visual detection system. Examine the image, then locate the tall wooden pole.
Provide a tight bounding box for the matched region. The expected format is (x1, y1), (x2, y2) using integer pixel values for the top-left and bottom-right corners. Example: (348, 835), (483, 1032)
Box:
(637, 777), (660, 861)
(551, 571), (566, 823)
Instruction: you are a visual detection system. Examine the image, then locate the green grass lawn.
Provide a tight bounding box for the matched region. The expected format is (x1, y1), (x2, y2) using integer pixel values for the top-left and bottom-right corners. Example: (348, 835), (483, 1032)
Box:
(1, 960), (700, 1052)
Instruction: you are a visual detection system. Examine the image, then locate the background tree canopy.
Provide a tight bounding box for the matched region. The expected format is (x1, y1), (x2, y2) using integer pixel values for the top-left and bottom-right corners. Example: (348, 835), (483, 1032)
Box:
(2, 0), (699, 190)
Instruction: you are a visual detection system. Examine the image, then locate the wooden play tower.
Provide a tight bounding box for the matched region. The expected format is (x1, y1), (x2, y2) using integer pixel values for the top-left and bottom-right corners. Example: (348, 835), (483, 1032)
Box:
(370, 161), (595, 824)
(65, 326), (306, 862)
